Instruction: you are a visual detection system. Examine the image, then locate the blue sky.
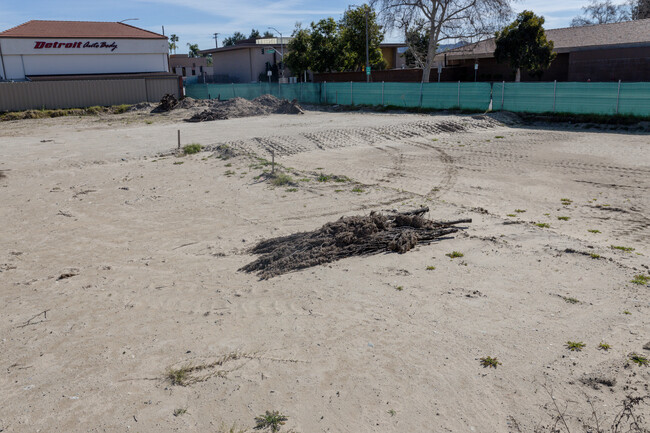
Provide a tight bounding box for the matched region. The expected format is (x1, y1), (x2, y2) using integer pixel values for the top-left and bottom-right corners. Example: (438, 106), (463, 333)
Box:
(0, 0), (622, 51)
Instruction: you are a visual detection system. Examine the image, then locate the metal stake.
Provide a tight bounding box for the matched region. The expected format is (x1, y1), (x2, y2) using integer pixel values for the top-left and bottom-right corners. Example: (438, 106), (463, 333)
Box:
(382, 81), (385, 106)
(177, 130), (181, 150)
(457, 81), (460, 109)
(501, 81), (505, 111)
(350, 81), (353, 105)
(616, 80), (621, 114)
(553, 80), (557, 112)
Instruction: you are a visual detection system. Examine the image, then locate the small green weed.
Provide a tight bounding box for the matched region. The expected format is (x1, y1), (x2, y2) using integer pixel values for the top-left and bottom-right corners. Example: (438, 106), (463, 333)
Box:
(225, 162), (232, 167)
(298, 178), (311, 182)
(507, 214), (517, 217)
(395, 286), (404, 291)
(183, 143), (202, 155)
(566, 341), (586, 351)
(286, 187), (298, 192)
(167, 367), (191, 386)
(588, 229), (601, 234)
(562, 296), (579, 304)
(611, 245), (634, 252)
(561, 198), (573, 205)
(225, 170), (235, 176)
(515, 209), (526, 213)
(623, 310), (631, 315)
(334, 189), (343, 193)
(446, 251), (464, 259)
(317, 173), (331, 182)
(494, 136), (504, 139)
(173, 161), (184, 165)
(590, 253), (600, 259)
(598, 342), (611, 351)
(426, 266), (436, 270)
(271, 173), (293, 186)
(629, 353), (648, 366)
(352, 187), (364, 193)
(630, 274), (650, 285)
(557, 216), (570, 221)
(334, 175), (351, 183)
(387, 409), (396, 416)
(254, 410), (288, 432)
(536, 223), (551, 228)
(480, 356), (501, 368)
(173, 408), (188, 417)
(145, 120), (153, 125)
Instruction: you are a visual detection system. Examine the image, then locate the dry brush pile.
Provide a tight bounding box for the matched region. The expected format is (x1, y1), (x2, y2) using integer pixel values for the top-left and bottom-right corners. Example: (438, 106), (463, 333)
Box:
(240, 208), (471, 279)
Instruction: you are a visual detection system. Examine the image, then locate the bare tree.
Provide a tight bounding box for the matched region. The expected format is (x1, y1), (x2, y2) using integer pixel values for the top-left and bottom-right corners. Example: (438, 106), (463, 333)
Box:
(372, 0), (513, 82)
(571, 0), (631, 26)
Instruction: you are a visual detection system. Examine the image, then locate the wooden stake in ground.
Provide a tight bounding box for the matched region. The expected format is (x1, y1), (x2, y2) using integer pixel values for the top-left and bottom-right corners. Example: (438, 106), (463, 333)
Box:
(177, 130), (181, 151)
(271, 150), (275, 175)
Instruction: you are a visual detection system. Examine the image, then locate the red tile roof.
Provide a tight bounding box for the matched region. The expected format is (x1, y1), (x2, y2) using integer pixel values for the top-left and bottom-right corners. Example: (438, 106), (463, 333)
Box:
(0, 20), (166, 39)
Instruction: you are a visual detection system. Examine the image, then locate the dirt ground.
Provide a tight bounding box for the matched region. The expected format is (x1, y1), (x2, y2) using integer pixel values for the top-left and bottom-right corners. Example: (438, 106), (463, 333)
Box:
(0, 106), (649, 433)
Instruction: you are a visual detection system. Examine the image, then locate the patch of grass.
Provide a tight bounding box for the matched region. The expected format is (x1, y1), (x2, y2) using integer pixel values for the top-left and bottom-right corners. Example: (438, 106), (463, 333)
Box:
(543, 213), (550, 217)
(590, 253), (600, 259)
(225, 170), (236, 176)
(426, 266), (436, 271)
(623, 310), (631, 315)
(480, 356), (501, 368)
(0, 104), (132, 121)
(334, 189), (343, 193)
(317, 173), (331, 182)
(557, 216), (570, 221)
(286, 187), (298, 192)
(515, 209), (526, 213)
(629, 353), (648, 366)
(271, 173), (293, 187)
(395, 286), (404, 291)
(145, 120), (153, 125)
(183, 143), (202, 155)
(506, 214), (517, 217)
(334, 175), (351, 183)
(494, 136), (505, 139)
(225, 162), (232, 167)
(298, 178), (311, 182)
(446, 251), (464, 259)
(588, 229), (601, 234)
(173, 161), (184, 165)
(630, 274), (650, 285)
(560, 198), (573, 205)
(598, 342), (611, 351)
(562, 296), (580, 304)
(351, 187), (364, 193)
(167, 367), (191, 386)
(173, 408), (188, 417)
(254, 410), (288, 432)
(536, 223), (551, 228)
(611, 245), (635, 252)
(387, 409), (396, 416)
(566, 341), (586, 351)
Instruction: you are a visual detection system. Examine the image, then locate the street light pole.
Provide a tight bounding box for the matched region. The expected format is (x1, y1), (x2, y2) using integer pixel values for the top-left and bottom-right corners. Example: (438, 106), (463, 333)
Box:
(268, 27), (284, 79)
(365, 7), (369, 83)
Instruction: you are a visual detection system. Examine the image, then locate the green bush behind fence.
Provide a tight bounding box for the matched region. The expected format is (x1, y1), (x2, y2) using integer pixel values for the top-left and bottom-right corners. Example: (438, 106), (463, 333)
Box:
(186, 81), (650, 117)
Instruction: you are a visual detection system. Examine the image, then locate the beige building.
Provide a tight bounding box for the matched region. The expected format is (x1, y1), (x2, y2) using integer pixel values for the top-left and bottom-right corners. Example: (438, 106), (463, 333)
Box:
(199, 37), (293, 83)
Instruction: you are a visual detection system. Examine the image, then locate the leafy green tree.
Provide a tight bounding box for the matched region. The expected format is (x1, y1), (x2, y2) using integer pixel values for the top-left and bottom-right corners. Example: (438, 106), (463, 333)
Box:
(187, 43), (200, 58)
(403, 19), (431, 68)
(309, 18), (343, 72)
(250, 29), (261, 39)
(494, 11), (556, 81)
(339, 5), (386, 71)
(284, 25), (312, 80)
(169, 34), (179, 54)
(262, 30), (275, 38)
(223, 32), (246, 46)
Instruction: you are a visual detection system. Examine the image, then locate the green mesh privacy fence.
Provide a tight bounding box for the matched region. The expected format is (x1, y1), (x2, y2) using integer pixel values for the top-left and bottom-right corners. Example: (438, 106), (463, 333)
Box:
(186, 81), (650, 117)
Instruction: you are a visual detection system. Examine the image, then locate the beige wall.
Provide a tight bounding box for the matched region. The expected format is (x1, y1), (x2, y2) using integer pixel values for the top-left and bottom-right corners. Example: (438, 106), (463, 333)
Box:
(0, 77), (179, 111)
(211, 46), (292, 83)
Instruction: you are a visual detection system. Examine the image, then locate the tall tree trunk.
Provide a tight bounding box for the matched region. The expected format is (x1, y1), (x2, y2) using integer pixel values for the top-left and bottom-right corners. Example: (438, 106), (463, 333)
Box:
(422, 18), (438, 83)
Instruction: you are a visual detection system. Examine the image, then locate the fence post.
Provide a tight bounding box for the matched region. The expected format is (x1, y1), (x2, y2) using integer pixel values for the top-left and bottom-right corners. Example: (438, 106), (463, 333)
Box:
(279, 81), (282, 99)
(350, 81), (354, 106)
(232, 82), (235, 98)
(324, 81), (327, 104)
(419, 81), (424, 108)
(553, 80), (557, 113)
(501, 81), (505, 111)
(457, 81), (460, 109)
(382, 81), (385, 106)
(300, 81), (303, 102)
(260, 81), (262, 98)
(616, 80), (621, 114)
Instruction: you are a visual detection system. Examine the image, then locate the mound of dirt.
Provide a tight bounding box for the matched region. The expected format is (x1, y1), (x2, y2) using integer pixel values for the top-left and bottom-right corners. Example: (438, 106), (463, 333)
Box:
(185, 95), (303, 122)
(239, 208), (471, 279)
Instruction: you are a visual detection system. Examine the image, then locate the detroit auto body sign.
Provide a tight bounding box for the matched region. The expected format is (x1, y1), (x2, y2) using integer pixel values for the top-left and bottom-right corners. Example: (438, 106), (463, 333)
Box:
(33, 41), (118, 52)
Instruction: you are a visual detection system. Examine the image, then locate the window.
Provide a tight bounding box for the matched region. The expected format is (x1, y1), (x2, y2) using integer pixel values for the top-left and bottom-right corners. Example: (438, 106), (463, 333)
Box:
(182, 67), (186, 77)
(192, 69), (196, 76)
(200, 66), (203, 73)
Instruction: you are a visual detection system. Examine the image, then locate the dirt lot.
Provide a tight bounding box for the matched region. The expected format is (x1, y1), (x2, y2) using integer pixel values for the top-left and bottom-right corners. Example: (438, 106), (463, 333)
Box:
(0, 106), (649, 432)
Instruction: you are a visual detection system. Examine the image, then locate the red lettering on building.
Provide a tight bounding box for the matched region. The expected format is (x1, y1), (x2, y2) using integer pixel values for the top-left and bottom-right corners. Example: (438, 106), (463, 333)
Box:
(33, 41), (118, 51)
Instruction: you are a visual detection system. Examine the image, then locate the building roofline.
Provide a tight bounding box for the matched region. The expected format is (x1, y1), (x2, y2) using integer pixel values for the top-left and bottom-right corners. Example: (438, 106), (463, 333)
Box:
(0, 20), (167, 39)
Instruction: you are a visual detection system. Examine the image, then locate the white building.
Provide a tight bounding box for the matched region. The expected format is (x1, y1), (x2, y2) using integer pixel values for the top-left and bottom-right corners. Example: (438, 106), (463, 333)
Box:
(0, 20), (169, 81)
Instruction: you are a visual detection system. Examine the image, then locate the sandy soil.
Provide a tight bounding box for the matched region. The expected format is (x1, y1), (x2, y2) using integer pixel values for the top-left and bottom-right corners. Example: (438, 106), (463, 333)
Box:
(1, 108), (649, 433)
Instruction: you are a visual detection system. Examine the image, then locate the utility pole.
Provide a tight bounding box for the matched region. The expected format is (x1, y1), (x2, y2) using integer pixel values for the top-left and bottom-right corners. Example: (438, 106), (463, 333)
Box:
(213, 33), (219, 48)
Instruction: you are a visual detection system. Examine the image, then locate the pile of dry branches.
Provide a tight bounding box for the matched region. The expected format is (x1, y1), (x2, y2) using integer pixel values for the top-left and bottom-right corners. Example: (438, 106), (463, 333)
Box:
(240, 208), (471, 279)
